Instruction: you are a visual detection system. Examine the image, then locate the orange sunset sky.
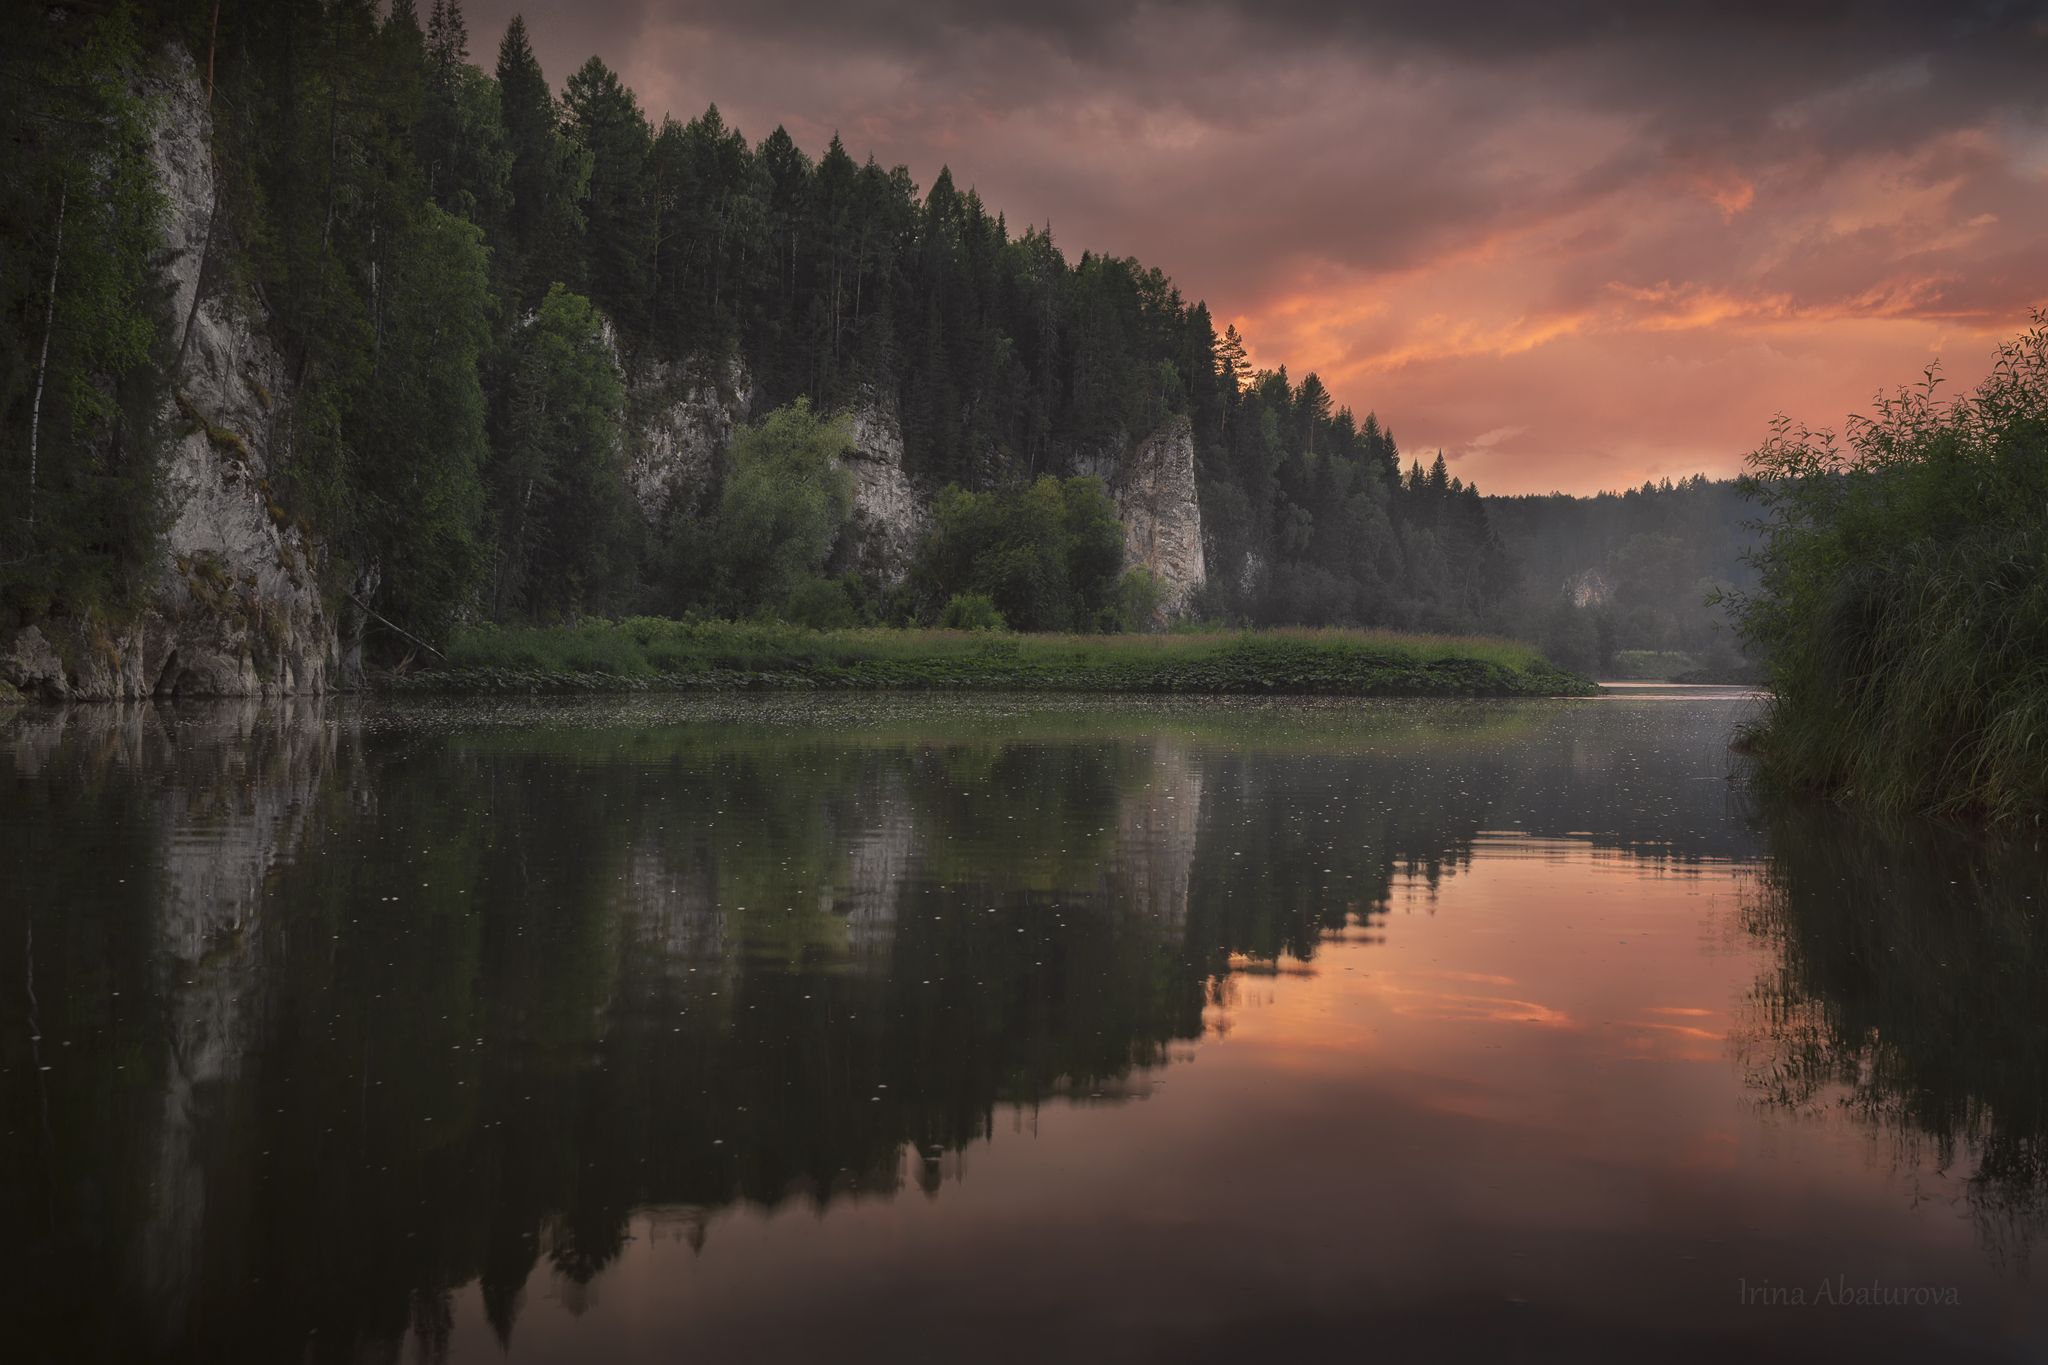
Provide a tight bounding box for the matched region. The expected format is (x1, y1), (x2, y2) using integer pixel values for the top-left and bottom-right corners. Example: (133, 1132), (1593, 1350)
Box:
(470, 0), (2048, 495)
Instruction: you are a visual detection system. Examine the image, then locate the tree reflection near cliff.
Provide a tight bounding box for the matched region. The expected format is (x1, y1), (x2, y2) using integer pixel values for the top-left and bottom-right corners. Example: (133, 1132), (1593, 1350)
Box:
(3, 693), (2044, 1362)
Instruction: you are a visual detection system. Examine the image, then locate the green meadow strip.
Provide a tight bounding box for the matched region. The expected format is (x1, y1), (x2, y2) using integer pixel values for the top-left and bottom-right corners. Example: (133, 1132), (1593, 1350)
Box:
(390, 620), (1596, 698)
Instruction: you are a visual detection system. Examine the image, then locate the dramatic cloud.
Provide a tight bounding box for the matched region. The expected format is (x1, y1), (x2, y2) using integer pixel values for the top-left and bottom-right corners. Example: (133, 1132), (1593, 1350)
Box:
(469, 0), (2048, 491)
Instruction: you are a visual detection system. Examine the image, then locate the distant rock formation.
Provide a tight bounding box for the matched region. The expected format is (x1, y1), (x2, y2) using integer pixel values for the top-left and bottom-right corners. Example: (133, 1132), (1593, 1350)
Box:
(1568, 567), (1613, 608)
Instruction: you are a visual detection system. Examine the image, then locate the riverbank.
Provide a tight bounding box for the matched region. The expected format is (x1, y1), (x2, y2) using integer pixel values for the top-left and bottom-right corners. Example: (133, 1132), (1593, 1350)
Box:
(1728, 318), (2048, 825)
(386, 620), (1596, 697)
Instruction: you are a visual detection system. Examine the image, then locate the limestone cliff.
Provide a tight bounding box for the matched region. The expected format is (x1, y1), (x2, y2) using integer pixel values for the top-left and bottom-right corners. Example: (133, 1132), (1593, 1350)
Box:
(618, 363), (930, 587)
(622, 350), (752, 525)
(1112, 415), (1207, 624)
(2, 48), (336, 701)
(619, 400), (1210, 612)
(838, 403), (929, 586)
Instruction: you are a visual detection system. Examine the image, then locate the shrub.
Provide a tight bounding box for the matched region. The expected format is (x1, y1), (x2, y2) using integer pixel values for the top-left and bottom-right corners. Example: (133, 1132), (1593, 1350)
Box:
(912, 476), (1124, 631)
(1113, 567), (1166, 632)
(1728, 312), (2048, 822)
(784, 576), (858, 629)
(939, 593), (1006, 632)
(710, 401), (855, 616)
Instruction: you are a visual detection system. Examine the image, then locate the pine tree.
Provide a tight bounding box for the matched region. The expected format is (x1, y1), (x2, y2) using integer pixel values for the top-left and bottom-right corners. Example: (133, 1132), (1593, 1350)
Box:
(426, 0), (468, 67)
(564, 56), (655, 337)
(1216, 323), (1250, 395)
(496, 15), (588, 308)
(1297, 372), (1332, 456)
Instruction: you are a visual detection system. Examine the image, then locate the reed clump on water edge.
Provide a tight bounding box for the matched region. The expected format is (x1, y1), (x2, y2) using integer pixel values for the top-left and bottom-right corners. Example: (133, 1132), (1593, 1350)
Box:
(1726, 312), (2048, 824)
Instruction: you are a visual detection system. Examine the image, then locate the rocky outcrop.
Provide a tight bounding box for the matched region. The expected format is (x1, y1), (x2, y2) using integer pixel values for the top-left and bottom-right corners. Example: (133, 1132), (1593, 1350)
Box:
(623, 352), (752, 524)
(838, 404), (929, 586)
(1568, 567), (1612, 608)
(621, 370), (930, 586)
(1, 47), (336, 701)
(152, 47), (333, 698)
(1112, 415), (1207, 624)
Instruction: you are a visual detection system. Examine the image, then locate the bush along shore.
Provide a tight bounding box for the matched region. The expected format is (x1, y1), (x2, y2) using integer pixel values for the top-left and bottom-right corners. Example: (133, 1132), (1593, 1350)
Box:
(387, 621), (1597, 697)
(1728, 315), (2048, 825)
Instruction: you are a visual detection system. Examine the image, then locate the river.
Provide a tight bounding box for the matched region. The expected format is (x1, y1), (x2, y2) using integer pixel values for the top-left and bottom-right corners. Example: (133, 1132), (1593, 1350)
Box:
(3, 690), (2044, 1361)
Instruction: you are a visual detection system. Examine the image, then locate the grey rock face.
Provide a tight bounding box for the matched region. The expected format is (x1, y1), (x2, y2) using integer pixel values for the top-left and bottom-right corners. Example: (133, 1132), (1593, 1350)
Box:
(2, 628), (66, 699)
(1113, 415), (1208, 624)
(620, 371), (930, 588)
(149, 48), (334, 698)
(2, 48), (337, 701)
(1569, 568), (1613, 608)
(623, 351), (753, 524)
(838, 404), (929, 586)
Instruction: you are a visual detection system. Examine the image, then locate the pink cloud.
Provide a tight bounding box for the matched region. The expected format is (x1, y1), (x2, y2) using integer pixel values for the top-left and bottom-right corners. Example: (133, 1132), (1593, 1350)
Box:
(467, 0), (2048, 493)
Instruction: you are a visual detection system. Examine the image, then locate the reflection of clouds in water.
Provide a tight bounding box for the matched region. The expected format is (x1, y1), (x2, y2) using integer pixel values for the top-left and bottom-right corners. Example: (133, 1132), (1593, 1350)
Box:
(1376, 981), (1577, 1029)
(12, 694), (2040, 1359)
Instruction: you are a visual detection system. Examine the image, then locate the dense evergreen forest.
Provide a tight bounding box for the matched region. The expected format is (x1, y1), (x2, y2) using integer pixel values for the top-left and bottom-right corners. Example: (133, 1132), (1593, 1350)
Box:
(1489, 478), (1757, 677)
(1, 0), (1750, 670)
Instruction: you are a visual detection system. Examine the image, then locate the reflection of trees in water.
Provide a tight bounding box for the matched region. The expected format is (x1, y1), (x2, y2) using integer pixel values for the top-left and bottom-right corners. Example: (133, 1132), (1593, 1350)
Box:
(1736, 803), (2048, 1260)
(2, 704), (1523, 1362)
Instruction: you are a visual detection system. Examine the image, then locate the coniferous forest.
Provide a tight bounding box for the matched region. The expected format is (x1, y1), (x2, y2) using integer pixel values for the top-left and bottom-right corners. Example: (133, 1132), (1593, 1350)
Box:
(1, 0), (1753, 671)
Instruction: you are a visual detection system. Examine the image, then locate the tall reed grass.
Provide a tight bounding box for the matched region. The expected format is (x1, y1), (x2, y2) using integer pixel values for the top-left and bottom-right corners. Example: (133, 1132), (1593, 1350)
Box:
(1729, 313), (2048, 823)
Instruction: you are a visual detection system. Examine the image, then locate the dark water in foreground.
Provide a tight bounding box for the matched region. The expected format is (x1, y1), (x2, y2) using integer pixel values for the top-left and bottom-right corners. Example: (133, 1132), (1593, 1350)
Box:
(3, 691), (2046, 1363)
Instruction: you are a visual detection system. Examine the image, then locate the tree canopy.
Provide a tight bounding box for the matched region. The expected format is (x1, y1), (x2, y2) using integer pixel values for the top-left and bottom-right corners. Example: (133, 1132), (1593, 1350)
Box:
(2, 0), (1752, 662)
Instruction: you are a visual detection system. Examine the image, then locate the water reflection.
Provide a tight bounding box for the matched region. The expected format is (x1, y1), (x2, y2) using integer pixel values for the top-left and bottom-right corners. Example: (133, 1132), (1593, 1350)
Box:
(1, 694), (2043, 1362)
(1736, 803), (2048, 1261)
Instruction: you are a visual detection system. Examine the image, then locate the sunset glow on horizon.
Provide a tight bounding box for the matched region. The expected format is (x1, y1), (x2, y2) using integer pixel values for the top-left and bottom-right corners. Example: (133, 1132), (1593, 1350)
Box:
(474, 0), (2048, 494)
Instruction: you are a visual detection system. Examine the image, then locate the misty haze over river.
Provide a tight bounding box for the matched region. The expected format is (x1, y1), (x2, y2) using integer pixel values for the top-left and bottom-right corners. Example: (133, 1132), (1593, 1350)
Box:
(5, 691), (2046, 1362)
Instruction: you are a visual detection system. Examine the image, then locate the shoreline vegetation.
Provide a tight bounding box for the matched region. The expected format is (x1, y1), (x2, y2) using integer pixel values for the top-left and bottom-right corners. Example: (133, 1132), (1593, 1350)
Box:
(387, 621), (1597, 697)
(1729, 315), (2048, 825)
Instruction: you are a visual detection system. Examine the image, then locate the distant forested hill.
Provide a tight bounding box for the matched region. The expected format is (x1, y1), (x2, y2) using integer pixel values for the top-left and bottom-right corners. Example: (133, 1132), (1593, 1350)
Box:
(2, 0), (1753, 676)
(1487, 478), (1760, 677)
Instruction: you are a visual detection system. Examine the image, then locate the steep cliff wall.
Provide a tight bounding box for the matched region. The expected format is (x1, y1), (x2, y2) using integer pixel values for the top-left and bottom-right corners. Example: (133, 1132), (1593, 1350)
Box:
(2, 48), (337, 701)
(839, 404), (929, 586)
(623, 351), (752, 525)
(1113, 415), (1207, 623)
(619, 367), (930, 587)
(616, 397), (1209, 613)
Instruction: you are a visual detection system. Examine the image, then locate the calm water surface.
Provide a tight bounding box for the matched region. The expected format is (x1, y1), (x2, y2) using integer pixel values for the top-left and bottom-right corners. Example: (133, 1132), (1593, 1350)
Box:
(4, 691), (2046, 1362)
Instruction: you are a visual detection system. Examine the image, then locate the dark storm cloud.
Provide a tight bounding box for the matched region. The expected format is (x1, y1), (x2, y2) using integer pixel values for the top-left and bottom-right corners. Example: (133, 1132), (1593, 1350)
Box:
(464, 0), (2048, 491)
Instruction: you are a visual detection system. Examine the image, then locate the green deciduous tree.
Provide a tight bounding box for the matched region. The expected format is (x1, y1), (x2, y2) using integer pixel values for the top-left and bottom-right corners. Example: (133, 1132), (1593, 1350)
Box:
(708, 400), (854, 615)
(913, 476), (1126, 631)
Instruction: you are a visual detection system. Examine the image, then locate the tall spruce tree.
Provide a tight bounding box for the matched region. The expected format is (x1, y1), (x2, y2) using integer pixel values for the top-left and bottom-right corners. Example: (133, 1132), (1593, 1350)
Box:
(563, 56), (655, 337)
(496, 15), (587, 310)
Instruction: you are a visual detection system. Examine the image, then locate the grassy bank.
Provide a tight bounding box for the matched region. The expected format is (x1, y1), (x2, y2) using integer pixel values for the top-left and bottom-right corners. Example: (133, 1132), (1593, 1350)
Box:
(392, 619), (1595, 697)
(1730, 316), (2048, 824)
